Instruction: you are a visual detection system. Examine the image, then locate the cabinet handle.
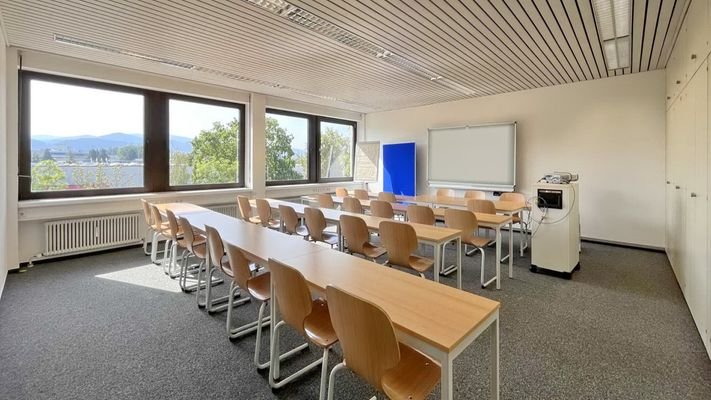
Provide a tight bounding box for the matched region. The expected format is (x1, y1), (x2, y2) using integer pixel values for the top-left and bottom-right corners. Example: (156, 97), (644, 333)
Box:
(676, 80), (681, 84)
(691, 193), (697, 198)
(691, 54), (697, 60)
(666, 181), (670, 184)
(675, 185), (681, 189)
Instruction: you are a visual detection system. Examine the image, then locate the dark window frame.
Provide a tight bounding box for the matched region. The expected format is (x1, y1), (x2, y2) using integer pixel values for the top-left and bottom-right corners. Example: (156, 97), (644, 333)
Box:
(18, 71), (246, 200)
(265, 108), (357, 186)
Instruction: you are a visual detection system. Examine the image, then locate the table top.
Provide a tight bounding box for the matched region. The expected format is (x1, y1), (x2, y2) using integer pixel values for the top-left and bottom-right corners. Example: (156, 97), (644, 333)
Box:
(157, 202), (501, 355)
(283, 249), (500, 352)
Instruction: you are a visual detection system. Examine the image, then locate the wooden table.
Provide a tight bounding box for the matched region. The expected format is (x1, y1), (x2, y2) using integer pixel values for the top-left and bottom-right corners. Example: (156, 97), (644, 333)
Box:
(158, 202), (501, 400)
(300, 194), (410, 215)
(256, 199), (464, 289)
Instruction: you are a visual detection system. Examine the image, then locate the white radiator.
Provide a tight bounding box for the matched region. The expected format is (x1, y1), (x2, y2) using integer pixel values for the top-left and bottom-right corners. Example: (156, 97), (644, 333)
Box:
(44, 213), (142, 257)
(208, 203), (239, 218)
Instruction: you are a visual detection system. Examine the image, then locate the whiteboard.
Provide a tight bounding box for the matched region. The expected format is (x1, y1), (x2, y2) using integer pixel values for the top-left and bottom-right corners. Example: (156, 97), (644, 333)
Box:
(428, 122), (516, 191)
(353, 141), (380, 182)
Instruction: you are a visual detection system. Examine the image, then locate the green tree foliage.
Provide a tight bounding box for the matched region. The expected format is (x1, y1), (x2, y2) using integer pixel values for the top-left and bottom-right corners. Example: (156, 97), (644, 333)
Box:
(99, 149), (109, 163)
(67, 148), (76, 164)
(170, 151), (192, 186)
(265, 117), (303, 181)
(117, 145), (142, 161)
(88, 149), (98, 162)
(31, 160), (66, 191)
(320, 127), (352, 178)
(190, 119), (240, 184)
(41, 149), (54, 161)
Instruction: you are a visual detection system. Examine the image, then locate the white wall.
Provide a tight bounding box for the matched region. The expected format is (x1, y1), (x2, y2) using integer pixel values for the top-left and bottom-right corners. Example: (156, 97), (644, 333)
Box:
(0, 32), (8, 298)
(7, 49), (365, 267)
(365, 71), (666, 248)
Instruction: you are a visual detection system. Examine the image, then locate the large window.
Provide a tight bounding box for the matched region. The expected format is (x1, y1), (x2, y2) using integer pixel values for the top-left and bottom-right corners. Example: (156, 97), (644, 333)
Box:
(265, 108), (356, 185)
(19, 72), (245, 199)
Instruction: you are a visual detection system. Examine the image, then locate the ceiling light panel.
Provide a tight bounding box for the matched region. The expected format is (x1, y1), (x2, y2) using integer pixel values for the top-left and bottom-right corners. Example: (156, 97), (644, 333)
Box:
(592, 0), (631, 70)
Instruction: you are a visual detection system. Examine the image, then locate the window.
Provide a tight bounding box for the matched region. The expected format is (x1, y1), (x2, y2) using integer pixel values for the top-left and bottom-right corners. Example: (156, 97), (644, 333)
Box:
(265, 110), (310, 184)
(265, 109), (356, 186)
(19, 72), (245, 199)
(169, 98), (243, 187)
(319, 119), (355, 180)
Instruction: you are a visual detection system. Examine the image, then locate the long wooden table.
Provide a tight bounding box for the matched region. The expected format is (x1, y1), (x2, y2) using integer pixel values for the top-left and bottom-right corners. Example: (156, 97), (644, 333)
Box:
(255, 198), (465, 289)
(158, 202), (501, 400)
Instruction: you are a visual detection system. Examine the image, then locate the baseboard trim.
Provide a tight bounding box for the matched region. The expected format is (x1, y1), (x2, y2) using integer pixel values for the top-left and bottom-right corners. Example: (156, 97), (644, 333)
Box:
(581, 237), (665, 252)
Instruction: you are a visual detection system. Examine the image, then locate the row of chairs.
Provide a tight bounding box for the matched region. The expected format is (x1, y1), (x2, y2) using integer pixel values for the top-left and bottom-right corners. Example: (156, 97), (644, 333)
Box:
(140, 197), (441, 399)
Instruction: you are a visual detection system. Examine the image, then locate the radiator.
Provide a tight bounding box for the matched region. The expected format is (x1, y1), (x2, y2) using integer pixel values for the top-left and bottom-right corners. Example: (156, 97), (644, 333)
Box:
(44, 213), (142, 257)
(208, 203), (239, 218)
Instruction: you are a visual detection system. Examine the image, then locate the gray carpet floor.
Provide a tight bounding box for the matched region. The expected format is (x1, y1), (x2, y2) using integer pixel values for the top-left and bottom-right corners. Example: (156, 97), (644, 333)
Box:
(1, 236), (710, 400)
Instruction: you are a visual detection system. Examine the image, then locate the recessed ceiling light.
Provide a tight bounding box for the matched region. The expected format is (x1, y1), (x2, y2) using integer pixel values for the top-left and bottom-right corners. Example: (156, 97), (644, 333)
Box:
(592, 0), (631, 70)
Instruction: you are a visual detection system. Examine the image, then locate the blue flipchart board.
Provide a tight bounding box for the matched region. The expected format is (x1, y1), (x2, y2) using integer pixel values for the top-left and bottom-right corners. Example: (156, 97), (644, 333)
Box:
(382, 142), (416, 196)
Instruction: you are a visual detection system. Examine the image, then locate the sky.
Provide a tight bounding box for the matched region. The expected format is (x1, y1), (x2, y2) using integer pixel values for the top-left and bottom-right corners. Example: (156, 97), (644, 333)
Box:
(266, 112), (308, 151)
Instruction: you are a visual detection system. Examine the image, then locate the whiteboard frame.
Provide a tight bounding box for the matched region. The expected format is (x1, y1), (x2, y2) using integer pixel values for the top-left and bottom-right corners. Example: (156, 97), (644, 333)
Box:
(427, 122), (517, 192)
(353, 141), (381, 182)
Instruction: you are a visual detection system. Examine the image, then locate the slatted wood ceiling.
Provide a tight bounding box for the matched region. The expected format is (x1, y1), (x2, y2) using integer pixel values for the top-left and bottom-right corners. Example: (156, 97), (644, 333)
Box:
(0, 0), (691, 112)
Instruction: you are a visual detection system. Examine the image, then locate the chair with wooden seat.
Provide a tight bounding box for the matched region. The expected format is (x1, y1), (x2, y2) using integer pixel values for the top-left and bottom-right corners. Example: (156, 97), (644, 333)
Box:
(342, 196), (364, 214)
(304, 207), (339, 248)
(500, 192), (529, 256)
(370, 200), (394, 219)
(325, 285), (440, 400)
(268, 258), (338, 400)
(197, 225), (249, 313)
(444, 208), (493, 287)
(467, 199), (497, 234)
(237, 195), (261, 224)
(379, 220), (433, 278)
(406, 204), (435, 226)
(353, 189), (369, 200)
(279, 204), (309, 238)
(464, 190), (486, 200)
(340, 215), (386, 261)
(163, 209), (187, 278)
(377, 191), (397, 203)
(177, 216), (218, 292)
(335, 188), (349, 197)
(149, 204), (176, 268)
(256, 199), (281, 230)
(140, 199), (165, 260)
(317, 193), (336, 209)
(223, 242), (273, 368)
(436, 188), (455, 197)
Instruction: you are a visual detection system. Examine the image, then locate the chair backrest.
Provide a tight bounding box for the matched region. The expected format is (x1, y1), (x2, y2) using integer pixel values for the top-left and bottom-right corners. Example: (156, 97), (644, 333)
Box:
(237, 196), (253, 221)
(205, 225), (225, 269)
(255, 199), (273, 227)
(369, 200), (394, 219)
(335, 188), (349, 197)
(317, 193), (335, 209)
(467, 199), (496, 214)
(340, 215), (370, 255)
(149, 205), (164, 231)
(406, 205), (435, 226)
(342, 197), (363, 214)
(269, 258), (313, 334)
(379, 220), (418, 267)
(464, 190), (486, 200)
(279, 205), (300, 234)
(500, 192), (526, 203)
(177, 217), (198, 254)
(436, 188), (455, 197)
(377, 192), (397, 203)
(141, 199), (153, 226)
(304, 207), (327, 241)
(165, 209), (180, 241)
(326, 285), (400, 392)
(444, 208), (478, 243)
(353, 189), (369, 200)
(224, 241), (252, 289)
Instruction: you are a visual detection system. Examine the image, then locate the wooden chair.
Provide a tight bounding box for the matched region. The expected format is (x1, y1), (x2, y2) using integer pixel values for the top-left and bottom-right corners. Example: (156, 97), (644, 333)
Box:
(279, 204), (309, 238)
(342, 196), (364, 214)
(436, 188), (455, 197)
(444, 208), (493, 287)
(467, 199), (497, 235)
(163, 209), (187, 278)
(149, 204), (174, 267)
(237, 195), (260, 224)
(370, 200), (394, 219)
(304, 207), (339, 248)
(325, 285), (440, 400)
(197, 225), (248, 313)
(177, 216), (216, 292)
(406, 204), (435, 226)
(256, 199), (281, 230)
(353, 189), (369, 200)
(340, 215), (386, 261)
(377, 191), (397, 203)
(140, 199), (161, 259)
(335, 188), (349, 197)
(223, 242), (272, 369)
(500, 192), (529, 256)
(268, 258), (338, 400)
(379, 220), (433, 278)
(464, 190), (486, 200)
(317, 193), (336, 209)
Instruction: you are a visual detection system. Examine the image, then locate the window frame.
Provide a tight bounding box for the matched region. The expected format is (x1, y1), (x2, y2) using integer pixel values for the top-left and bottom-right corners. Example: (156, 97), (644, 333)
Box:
(18, 71), (246, 200)
(265, 108), (357, 186)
